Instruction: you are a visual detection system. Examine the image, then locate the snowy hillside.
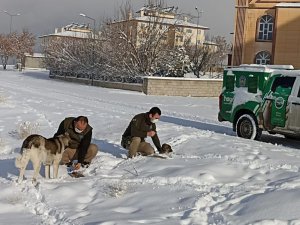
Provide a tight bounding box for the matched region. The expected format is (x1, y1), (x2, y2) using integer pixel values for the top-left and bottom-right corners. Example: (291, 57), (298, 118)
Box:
(0, 70), (300, 225)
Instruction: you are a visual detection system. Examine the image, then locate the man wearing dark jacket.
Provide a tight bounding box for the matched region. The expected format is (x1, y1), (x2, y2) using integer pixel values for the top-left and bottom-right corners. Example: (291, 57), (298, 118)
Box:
(54, 116), (98, 170)
(121, 107), (162, 158)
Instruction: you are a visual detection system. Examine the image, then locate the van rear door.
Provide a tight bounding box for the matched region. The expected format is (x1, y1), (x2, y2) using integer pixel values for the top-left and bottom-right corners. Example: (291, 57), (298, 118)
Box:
(287, 77), (300, 132)
(269, 76), (295, 128)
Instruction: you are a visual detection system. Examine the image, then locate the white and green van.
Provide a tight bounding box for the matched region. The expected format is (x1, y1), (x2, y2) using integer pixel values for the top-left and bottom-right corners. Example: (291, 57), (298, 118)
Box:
(218, 64), (300, 140)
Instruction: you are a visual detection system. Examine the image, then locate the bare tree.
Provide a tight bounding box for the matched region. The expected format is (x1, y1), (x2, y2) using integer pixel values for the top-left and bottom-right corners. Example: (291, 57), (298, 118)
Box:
(209, 36), (231, 69)
(185, 35), (229, 77)
(0, 33), (14, 70)
(103, 1), (184, 76)
(104, 21), (164, 75)
(15, 30), (35, 64)
(0, 31), (35, 70)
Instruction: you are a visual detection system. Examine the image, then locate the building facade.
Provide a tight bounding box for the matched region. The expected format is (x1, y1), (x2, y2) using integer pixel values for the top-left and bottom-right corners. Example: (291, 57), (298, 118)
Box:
(111, 6), (209, 47)
(39, 23), (93, 45)
(233, 0), (300, 68)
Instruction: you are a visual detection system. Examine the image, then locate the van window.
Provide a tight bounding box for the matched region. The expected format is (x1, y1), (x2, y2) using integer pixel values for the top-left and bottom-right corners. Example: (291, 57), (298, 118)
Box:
(248, 75), (258, 93)
(226, 75), (235, 92)
(298, 87), (300, 97)
(271, 77), (296, 92)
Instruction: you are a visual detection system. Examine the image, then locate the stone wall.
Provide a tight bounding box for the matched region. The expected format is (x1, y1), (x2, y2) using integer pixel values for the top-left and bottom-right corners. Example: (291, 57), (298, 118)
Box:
(50, 75), (223, 97)
(51, 75), (143, 92)
(143, 77), (223, 97)
(23, 54), (45, 69)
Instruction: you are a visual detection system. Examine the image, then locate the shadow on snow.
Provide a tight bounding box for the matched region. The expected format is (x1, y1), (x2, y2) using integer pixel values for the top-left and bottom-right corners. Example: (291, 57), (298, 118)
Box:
(92, 139), (127, 159)
(161, 115), (300, 150)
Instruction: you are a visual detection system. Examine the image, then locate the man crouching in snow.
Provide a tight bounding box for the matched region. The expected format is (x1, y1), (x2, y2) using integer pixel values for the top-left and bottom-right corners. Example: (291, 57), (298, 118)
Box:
(121, 107), (162, 158)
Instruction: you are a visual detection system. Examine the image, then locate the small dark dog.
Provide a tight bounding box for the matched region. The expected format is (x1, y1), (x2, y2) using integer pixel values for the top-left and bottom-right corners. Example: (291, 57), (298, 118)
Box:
(160, 143), (173, 154)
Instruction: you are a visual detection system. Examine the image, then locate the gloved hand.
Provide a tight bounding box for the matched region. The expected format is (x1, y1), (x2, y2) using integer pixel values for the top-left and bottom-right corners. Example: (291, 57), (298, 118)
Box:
(74, 163), (81, 170)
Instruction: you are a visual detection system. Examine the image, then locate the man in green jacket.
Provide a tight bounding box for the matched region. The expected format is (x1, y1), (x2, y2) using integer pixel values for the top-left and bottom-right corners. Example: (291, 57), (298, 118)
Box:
(121, 107), (162, 158)
(54, 116), (98, 170)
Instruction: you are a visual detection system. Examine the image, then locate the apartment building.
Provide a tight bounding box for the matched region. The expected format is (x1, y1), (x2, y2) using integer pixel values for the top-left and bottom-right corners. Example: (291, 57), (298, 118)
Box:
(111, 5), (209, 47)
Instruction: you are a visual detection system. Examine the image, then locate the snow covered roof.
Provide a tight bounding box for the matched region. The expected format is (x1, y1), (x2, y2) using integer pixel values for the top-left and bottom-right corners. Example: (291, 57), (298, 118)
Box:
(137, 5), (178, 14)
(39, 23), (93, 39)
(134, 16), (209, 29)
(39, 30), (92, 39)
(64, 23), (90, 30)
(276, 3), (300, 8)
(204, 41), (217, 46)
(227, 64), (300, 77)
(240, 64), (294, 70)
(24, 53), (45, 58)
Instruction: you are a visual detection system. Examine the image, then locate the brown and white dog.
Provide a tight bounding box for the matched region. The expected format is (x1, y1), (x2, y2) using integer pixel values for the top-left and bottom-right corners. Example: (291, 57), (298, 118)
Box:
(15, 133), (70, 183)
(160, 143), (173, 154)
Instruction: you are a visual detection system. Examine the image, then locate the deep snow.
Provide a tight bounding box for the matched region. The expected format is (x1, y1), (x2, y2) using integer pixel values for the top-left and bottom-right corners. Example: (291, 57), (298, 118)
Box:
(0, 70), (300, 225)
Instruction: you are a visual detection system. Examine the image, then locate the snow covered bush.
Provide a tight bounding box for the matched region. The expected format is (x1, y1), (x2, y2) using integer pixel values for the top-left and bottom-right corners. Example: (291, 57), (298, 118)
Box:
(0, 95), (6, 103)
(0, 137), (4, 148)
(10, 121), (40, 139)
(106, 181), (128, 197)
(6, 195), (23, 205)
(156, 47), (192, 77)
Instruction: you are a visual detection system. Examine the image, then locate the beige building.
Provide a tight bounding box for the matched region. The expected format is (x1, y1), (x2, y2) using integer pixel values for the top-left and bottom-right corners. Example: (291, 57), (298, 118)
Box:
(233, 0), (300, 68)
(39, 23), (93, 44)
(111, 6), (209, 47)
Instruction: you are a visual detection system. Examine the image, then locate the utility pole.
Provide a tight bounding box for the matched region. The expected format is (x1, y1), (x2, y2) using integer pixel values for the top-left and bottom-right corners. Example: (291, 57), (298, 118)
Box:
(194, 7), (204, 77)
(80, 13), (96, 86)
(195, 7), (203, 50)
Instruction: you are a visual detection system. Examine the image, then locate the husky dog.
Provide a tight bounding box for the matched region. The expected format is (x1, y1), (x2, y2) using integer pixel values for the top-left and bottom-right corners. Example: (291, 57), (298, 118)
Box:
(15, 133), (70, 183)
(160, 143), (173, 154)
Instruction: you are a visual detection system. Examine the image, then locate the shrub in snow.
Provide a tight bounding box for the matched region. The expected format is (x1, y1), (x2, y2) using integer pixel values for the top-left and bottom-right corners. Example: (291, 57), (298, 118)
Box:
(106, 181), (128, 197)
(0, 138), (4, 148)
(0, 95), (6, 103)
(11, 121), (40, 139)
(6, 195), (23, 205)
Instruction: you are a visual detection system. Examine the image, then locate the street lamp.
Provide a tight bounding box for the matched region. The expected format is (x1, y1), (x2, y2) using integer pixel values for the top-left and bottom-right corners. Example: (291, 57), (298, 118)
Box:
(3, 10), (21, 34)
(195, 7), (204, 49)
(79, 13), (96, 39)
(80, 13), (96, 85)
(194, 7), (204, 77)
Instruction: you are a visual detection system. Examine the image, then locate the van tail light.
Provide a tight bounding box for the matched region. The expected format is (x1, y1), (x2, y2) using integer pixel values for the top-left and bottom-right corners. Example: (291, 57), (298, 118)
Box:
(219, 94), (223, 111)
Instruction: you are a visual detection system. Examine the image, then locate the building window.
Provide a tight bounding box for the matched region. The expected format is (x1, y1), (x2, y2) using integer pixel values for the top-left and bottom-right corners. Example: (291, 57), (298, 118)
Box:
(255, 51), (271, 65)
(186, 29), (193, 33)
(257, 15), (274, 41)
(176, 36), (183, 42)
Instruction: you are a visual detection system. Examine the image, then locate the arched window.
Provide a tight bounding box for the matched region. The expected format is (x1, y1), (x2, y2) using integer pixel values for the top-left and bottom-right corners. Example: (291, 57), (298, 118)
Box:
(257, 15), (274, 41)
(255, 51), (271, 65)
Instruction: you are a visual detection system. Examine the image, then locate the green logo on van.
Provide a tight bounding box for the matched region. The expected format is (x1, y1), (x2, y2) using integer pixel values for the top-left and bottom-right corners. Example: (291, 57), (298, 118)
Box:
(224, 96), (234, 104)
(239, 75), (246, 87)
(275, 97), (285, 109)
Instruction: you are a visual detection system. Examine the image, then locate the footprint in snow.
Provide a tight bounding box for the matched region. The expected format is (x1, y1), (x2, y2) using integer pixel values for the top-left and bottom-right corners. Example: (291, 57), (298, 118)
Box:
(113, 207), (139, 214)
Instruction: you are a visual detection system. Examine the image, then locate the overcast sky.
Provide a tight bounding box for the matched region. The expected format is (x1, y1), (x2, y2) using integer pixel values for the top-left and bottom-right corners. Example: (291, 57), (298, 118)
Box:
(0, 0), (235, 41)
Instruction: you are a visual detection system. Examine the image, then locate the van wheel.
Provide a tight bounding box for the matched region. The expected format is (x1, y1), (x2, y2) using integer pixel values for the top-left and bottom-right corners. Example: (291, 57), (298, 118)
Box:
(236, 114), (262, 140)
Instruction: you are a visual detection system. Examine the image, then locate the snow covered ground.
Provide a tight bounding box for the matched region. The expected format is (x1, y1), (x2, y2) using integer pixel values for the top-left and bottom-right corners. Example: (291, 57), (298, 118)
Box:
(0, 70), (300, 225)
